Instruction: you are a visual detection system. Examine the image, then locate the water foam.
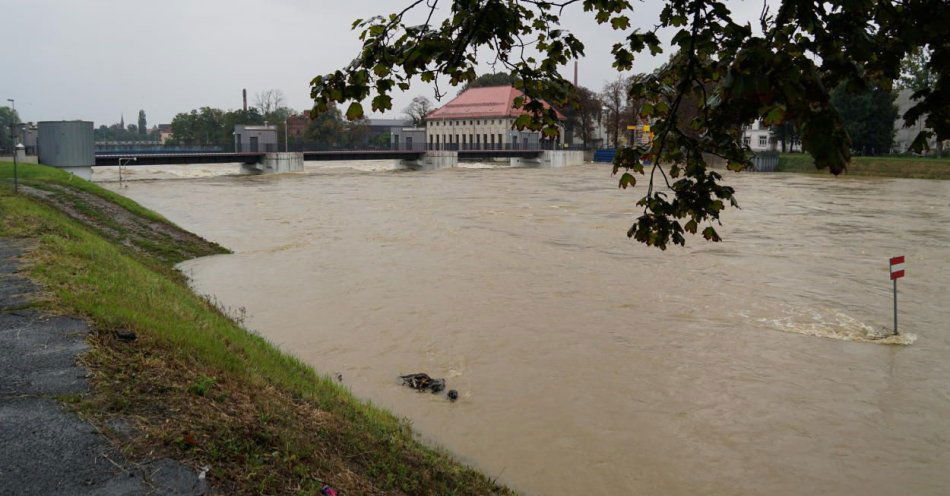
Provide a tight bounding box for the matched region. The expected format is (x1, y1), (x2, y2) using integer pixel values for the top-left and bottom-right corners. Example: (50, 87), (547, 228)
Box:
(749, 306), (916, 345)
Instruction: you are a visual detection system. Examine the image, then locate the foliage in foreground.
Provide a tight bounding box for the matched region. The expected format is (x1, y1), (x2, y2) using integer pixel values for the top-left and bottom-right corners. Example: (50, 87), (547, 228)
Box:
(309, 0), (948, 249)
(0, 164), (514, 495)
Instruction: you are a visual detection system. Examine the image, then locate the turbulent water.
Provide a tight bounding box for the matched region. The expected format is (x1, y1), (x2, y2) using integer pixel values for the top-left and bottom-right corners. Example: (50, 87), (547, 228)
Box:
(108, 163), (950, 495)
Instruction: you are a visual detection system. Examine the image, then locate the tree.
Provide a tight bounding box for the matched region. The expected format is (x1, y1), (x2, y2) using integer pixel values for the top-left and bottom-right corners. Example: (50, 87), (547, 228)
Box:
(305, 104), (348, 147)
(0, 106), (20, 152)
(255, 89), (286, 116)
(459, 72), (518, 92)
(897, 48), (936, 95)
(404, 96), (434, 126)
(896, 47), (943, 154)
(601, 78), (628, 147)
(831, 85), (898, 156)
(569, 86), (602, 146)
(137, 110), (147, 138)
(310, 0), (948, 249)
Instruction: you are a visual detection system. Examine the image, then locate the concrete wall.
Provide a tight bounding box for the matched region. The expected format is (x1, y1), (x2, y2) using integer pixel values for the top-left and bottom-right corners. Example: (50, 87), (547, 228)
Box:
(416, 150), (458, 170)
(540, 150), (585, 168)
(243, 152), (304, 174)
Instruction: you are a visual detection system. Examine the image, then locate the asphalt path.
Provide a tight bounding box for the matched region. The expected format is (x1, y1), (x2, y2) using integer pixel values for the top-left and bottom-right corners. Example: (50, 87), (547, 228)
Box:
(0, 238), (207, 496)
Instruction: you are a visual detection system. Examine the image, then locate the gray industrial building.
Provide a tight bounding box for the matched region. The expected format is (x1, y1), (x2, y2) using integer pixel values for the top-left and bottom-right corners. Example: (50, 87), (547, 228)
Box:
(234, 124), (278, 152)
(37, 121), (95, 178)
(17, 123), (38, 155)
(390, 127), (426, 150)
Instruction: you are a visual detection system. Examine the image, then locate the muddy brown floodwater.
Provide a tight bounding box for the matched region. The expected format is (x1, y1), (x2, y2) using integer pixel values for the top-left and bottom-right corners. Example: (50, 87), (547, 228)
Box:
(109, 163), (950, 495)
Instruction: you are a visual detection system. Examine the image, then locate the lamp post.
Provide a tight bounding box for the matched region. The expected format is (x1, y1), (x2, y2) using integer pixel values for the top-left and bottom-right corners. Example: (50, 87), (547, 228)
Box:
(6, 98), (14, 152)
(7, 99), (18, 193)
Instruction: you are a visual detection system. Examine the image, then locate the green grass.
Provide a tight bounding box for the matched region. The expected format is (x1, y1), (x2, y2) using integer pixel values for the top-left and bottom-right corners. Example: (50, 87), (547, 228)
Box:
(776, 153), (950, 179)
(0, 164), (513, 495)
(0, 161), (172, 223)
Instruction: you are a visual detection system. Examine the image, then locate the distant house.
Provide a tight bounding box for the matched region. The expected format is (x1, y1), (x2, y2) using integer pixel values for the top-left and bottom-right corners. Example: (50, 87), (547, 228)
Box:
(157, 124), (173, 144)
(286, 114), (310, 141)
(423, 86), (565, 149)
(234, 124), (278, 152)
(740, 119), (802, 153)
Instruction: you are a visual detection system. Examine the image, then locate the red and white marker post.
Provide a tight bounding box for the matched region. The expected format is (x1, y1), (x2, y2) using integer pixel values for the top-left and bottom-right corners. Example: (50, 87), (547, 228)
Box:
(890, 256), (906, 335)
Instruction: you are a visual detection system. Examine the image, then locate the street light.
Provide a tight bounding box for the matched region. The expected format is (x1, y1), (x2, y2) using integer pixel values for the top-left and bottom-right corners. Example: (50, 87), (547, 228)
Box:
(6, 98), (14, 153)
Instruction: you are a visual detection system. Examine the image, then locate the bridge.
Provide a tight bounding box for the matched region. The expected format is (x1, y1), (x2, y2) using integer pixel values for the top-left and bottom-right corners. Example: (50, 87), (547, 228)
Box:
(93, 147), (550, 167)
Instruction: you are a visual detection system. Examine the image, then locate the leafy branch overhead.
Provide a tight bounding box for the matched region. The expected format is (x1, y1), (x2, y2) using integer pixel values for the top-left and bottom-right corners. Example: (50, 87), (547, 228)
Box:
(310, 0), (948, 249)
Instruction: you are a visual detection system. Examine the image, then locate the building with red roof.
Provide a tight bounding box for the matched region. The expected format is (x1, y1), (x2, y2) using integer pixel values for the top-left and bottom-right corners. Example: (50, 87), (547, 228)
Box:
(423, 85), (565, 149)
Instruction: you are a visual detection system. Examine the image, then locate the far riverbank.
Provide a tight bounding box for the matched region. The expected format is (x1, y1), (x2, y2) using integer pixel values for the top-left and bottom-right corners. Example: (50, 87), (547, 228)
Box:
(777, 153), (950, 179)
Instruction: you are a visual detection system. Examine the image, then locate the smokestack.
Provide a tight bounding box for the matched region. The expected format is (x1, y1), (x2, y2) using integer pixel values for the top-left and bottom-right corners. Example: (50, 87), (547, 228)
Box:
(574, 61), (578, 87)
(243, 89), (248, 112)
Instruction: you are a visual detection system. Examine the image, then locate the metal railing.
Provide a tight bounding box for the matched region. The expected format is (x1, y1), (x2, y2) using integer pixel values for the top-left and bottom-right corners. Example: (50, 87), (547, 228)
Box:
(280, 141), (585, 153)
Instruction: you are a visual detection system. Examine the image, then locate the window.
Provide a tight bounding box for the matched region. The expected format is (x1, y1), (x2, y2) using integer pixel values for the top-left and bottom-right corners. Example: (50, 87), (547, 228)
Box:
(498, 133), (502, 145)
(758, 135), (767, 147)
(743, 136), (751, 146)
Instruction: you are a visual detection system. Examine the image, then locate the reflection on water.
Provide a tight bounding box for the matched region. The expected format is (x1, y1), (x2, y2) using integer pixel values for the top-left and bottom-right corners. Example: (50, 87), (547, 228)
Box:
(110, 164), (950, 496)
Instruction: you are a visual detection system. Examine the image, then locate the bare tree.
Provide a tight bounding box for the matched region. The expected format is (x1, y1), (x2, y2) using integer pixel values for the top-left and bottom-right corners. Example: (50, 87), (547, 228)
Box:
(569, 86), (602, 146)
(601, 78), (628, 147)
(403, 96), (434, 126)
(255, 89), (286, 116)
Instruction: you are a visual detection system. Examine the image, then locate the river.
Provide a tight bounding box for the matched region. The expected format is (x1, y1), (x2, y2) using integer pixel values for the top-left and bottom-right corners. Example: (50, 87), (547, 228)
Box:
(107, 163), (950, 495)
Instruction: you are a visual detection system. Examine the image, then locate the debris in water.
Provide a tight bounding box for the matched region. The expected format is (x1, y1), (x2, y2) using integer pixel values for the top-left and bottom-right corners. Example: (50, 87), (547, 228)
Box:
(400, 373), (446, 393)
(335, 373), (343, 382)
(447, 390), (459, 401)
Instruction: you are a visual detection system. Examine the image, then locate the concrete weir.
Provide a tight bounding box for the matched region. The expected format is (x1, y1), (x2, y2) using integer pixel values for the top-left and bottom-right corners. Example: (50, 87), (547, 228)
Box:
(509, 150), (585, 168)
(413, 150), (458, 170)
(243, 152), (305, 174)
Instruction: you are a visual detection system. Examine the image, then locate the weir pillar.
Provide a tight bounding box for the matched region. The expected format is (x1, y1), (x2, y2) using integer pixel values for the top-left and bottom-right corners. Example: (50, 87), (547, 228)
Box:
(410, 150), (458, 170)
(243, 152), (304, 174)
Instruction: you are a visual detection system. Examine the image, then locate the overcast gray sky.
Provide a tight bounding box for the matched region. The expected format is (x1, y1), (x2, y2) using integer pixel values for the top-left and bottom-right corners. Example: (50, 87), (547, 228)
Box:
(1, 0), (769, 126)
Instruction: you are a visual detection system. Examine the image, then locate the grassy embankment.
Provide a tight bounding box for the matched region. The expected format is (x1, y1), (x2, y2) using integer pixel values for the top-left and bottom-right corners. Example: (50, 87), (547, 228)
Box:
(776, 153), (950, 179)
(0, 162), (513, 495)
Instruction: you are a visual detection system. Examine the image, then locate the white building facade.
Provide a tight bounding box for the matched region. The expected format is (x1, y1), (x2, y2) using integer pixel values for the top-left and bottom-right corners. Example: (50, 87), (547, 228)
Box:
(423, 86), (564, 149)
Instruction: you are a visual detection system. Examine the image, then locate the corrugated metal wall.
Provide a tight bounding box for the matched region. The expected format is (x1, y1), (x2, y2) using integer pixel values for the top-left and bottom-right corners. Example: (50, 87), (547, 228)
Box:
(37, 121), (95, 167)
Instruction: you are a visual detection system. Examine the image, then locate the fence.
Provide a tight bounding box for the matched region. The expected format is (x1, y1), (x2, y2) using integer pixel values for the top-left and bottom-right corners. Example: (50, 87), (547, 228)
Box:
(751, 151), (779, 172)
(281, 141), (586, 153)
(95, 144), (225, 155)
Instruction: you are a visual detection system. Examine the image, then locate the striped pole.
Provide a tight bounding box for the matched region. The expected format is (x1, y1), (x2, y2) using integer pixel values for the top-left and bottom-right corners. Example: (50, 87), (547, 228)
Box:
(890, 256), (905, 335)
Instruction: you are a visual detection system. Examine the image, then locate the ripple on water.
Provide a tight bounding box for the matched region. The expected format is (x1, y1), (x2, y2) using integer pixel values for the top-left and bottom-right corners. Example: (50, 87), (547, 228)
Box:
(748, 305), (917, 345)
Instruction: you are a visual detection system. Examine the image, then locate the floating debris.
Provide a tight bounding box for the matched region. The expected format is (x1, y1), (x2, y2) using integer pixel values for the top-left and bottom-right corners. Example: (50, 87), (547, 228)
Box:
(400, 373), (446, 393)
(447, 390), (459, 401)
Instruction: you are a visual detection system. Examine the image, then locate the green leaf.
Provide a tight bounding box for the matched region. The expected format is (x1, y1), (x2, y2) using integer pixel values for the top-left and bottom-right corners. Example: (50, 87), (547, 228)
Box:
(619, 173), (636, 189)
(702, 227), (721, 242)
(373, 64), (390, 77)
(345, 102), (364, 121)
